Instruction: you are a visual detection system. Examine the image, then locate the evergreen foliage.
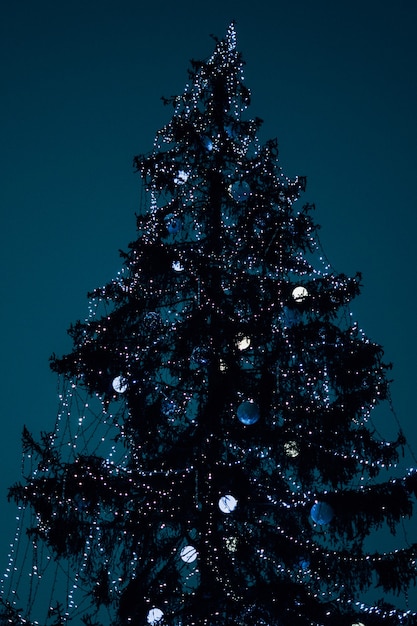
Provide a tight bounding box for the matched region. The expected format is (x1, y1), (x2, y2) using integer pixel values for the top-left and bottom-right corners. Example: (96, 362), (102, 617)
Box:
(2, 23), (417, 626)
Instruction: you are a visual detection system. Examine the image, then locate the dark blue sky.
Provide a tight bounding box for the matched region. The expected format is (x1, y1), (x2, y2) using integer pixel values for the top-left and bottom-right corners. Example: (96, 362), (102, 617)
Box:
(1, 0), (417, 597)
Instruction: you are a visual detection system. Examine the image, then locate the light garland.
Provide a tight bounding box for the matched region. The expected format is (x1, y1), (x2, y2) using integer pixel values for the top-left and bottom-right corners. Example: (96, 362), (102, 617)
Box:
(2, 21), (417, 626)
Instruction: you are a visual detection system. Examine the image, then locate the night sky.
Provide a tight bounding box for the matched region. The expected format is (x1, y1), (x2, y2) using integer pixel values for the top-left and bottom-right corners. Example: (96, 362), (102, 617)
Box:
(1, 0), (417, 607)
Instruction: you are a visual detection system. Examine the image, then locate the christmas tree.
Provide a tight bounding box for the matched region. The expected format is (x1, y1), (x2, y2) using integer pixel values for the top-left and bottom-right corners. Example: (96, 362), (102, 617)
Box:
(2, 22), (417, 626)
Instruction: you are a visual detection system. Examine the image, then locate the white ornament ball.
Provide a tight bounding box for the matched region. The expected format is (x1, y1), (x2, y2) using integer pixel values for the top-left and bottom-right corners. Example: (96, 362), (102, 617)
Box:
(147, 608), (164, 625)
(172, 260), (184, 272)
(236, 335), (251, 351)
(284, 441), (300, 458)
(180, 545), (198, 563)
(174, 170), (188, 184)
(292, 286), (309, 303)
(218, 494), (238, 513)
(112, 376), (127, 394)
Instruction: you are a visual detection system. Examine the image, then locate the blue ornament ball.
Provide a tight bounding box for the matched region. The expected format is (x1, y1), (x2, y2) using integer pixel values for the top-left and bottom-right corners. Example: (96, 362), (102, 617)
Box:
(310, 501), (334, 525)
(161, 398), (178, 418)
(190, 346), (211, 366)
(143, 311), (162, 331)
(164, 214), (182, 235)
(230, 181), (250, 202)
(201, 136), (213, 151)
(237, 401), (260, 425)
(224, 123), (237, 139)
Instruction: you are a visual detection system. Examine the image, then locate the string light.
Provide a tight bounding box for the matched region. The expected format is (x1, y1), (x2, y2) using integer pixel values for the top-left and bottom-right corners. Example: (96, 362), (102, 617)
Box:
(2, 21), (417, 626)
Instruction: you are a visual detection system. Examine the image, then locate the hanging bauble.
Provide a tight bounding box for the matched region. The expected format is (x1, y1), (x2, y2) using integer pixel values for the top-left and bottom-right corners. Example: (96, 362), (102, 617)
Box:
(143, 311), (162, 332)
(284, 441), (299, 458)
(292, 286), (309, 303)
(225, 536), (238, 552)
(147, 608), (164, 625)
(253, 210), (272, 232)
(172, 260), (185, 272)
(224, 123), (235, 138)
(161, 397), (179, 418)
(236, 335), (251, 351)
(201, 135), (213, 151)
(310, 501), (334, 525)
(218, 494), (238, 513)
(190, 346), (211, 366)
(112, 376), (127, 394)
(180, 545), (198, 563)
(237, 400), (260, 425)
(229, 180), (251, 202)
(299, 557), (310, 571)
(173, 170), (188, 185)
(164, 213), (182, 235)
